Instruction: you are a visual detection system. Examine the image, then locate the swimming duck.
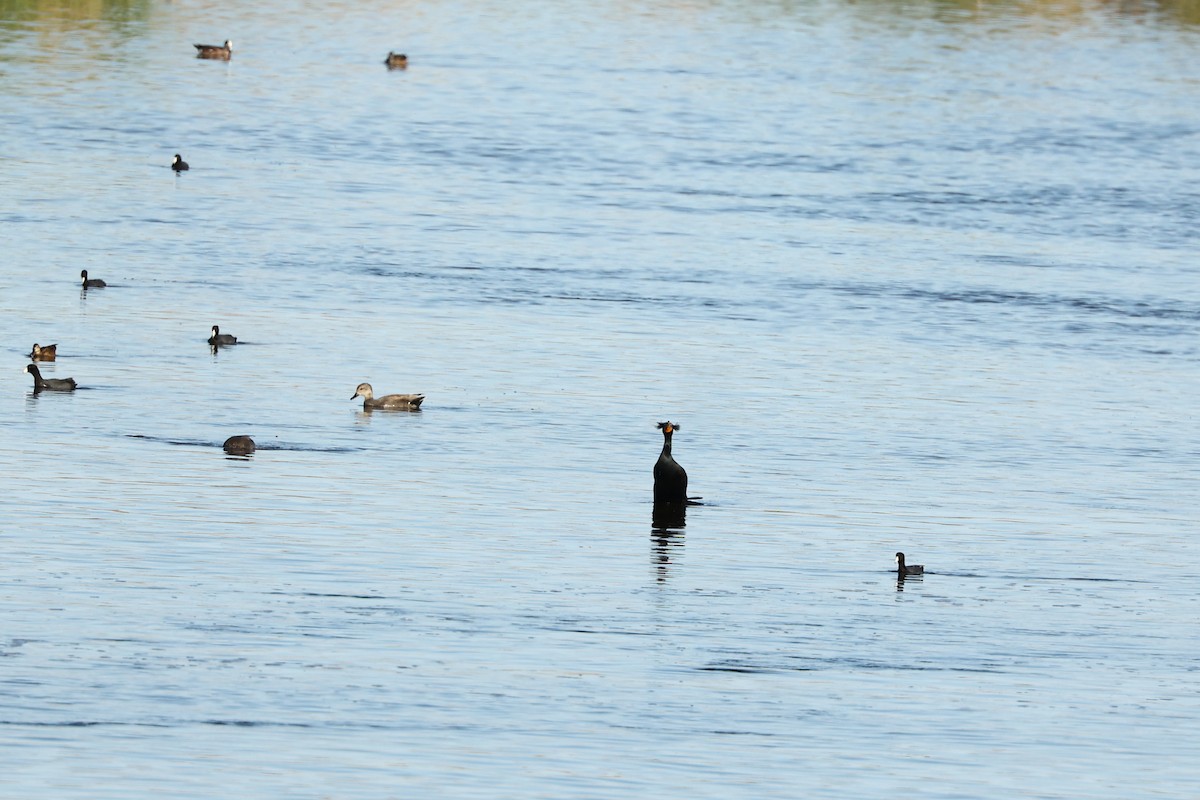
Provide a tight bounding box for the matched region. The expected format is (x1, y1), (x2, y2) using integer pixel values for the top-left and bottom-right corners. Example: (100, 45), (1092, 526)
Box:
(80, 270), (106, 288)
(223, 435), (255, 455)
(384, 52), (408, 69)
(352, 382), (424, 410)
(194, 40), (232, 59)
(172, 154), (189, 172)
(29, 343), (57, 361)
(208, 325), (237, 346)
(895, 552), (924, 576)
(24, 363), (76, 392)
(653, 421), (688, 504)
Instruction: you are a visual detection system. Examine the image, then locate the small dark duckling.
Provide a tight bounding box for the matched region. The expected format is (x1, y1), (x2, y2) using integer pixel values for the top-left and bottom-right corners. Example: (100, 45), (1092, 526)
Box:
(24, 363), (76, 392)
(80, 270), (106, 288)
(384, 52), (408, 69)
(895, 552), (924, 576)
(352, 382), (424, 410)
(208, 325), (237, 346)
(194, 40), (232, 59)
(653, 421), (688, 504)
(30, 343), (57, 361)
(223, 435), (255, 455)
(172, 154), (189, 172)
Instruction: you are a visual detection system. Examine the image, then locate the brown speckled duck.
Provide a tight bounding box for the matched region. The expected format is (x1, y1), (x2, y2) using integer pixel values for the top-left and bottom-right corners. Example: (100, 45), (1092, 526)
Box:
(384, 52), (408, 69)
(30, 343), (57, 361)
(194, 40), (232, 60)
(352, 382), (424, 410)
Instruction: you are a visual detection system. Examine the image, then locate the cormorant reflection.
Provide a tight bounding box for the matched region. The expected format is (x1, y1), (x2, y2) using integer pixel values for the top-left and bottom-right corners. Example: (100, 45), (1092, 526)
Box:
(651, 503), (686, 583)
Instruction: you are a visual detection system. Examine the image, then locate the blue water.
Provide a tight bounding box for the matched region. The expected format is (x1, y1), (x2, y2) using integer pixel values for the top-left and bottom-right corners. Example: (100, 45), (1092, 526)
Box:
(2, 1), (1199, 796)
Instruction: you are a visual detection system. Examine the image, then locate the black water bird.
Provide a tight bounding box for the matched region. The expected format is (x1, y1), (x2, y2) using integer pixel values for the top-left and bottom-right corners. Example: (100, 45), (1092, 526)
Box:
(30, 343), (57, 361)
(223, 435), (256, 455)
(194, 40), (232, 59)
(208, 325), (237, 346)
(80, 270), (106, 288)
(653, 421), (688, 504)
(895, 552), (924, 576)
(172, 154), (189, 172)
(24, 363), (76, 392)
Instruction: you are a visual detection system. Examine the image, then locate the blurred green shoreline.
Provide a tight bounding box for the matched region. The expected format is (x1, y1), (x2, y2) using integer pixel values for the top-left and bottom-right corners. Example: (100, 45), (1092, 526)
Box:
(3, 0), (1200, 29)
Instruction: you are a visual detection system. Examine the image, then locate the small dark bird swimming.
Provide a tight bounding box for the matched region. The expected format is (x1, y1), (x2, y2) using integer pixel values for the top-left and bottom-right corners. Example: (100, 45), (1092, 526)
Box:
(24, 363), (76, 392)
(80, 270), (106, 288)
(384, 52), (408, 69)
(194, 40), (232, 59)
(653, 421), (688, 504)
(223, 435), (255, 455)
(895, 552), (924, 576)
(208, 325), (237, 346)
(172, 154), (189, 172)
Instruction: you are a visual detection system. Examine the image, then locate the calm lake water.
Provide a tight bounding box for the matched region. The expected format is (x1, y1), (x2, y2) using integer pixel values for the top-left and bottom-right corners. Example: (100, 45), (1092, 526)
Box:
(2, 0), (1199, 796)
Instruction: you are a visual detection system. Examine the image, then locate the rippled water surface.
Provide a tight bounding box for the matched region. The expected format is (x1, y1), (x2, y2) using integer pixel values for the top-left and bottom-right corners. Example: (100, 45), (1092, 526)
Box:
(2, 0), (1200, 796)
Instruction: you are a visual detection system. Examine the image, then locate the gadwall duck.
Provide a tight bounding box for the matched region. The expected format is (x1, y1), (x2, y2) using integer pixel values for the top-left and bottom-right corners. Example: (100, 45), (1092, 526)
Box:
(172, 154), (189, 172)
(194, 40), (232, 59)
(895, 552), (924, 576)
(24, 363), (76, 392)
(653, 421), (688, 504)
(29, 343), (57, 361)
(384, 52), (408, 69)
(208, 325), (237, 346)
(223, 435), (256, 455)
(352, 382), (424, 410)
(80, 270), (106, 288)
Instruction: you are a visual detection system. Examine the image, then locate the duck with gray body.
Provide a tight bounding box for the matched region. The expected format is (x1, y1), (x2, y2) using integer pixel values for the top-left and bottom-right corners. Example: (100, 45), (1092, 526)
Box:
(172, 154), (189, 172)
(352, 383), (424, 410)
(80, 270), (106, 288)
(24, 363), (76, 392)
(653, 421), (688, 504)
(208, 325), (237, 346)
(223, 435), (255, 455)
(30, 343), (57, 361)
(194, 40), (232, 59)
(895, 552), (924, 576)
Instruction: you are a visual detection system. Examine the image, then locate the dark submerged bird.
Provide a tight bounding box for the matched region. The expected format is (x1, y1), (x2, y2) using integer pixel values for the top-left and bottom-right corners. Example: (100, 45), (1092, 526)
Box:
(24, 363), (76, 392)
(30, 343), (57, 361)
(384, 52), (408, 69)
(895, 552), (924, 576)
(351, 382), (424, 410)
(172, 154), (189, 172)
(223, 435), (256, 455)
(653, 421), (688, 504)
(208, 325), (237, 346)
(194, 40), (232, 59)
(80, 270), (106, 288)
